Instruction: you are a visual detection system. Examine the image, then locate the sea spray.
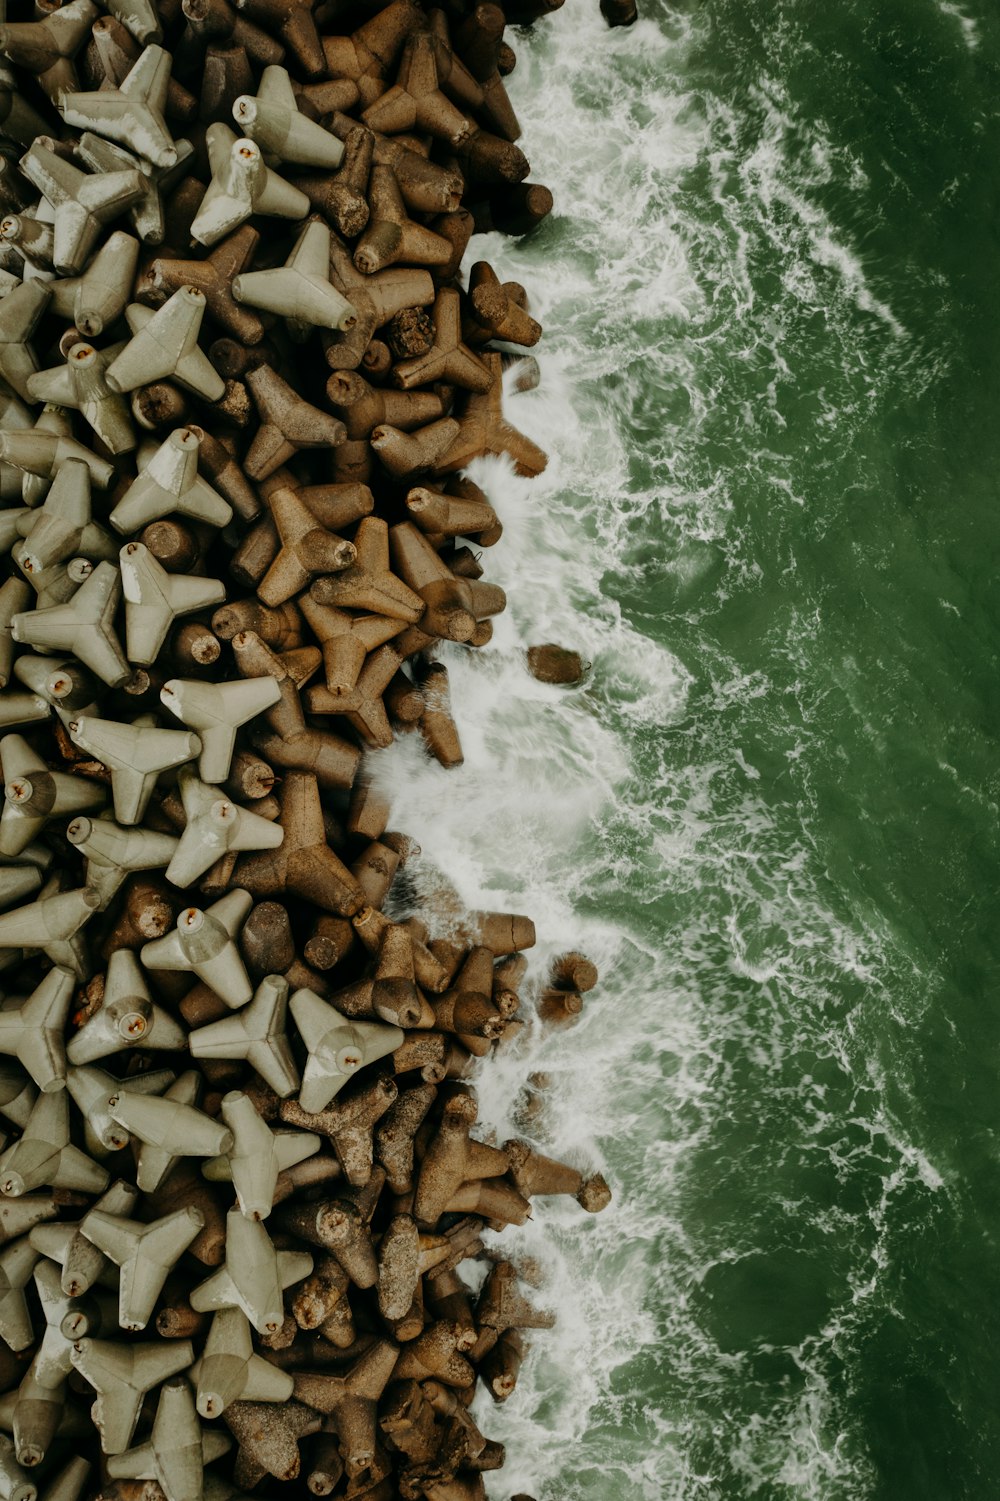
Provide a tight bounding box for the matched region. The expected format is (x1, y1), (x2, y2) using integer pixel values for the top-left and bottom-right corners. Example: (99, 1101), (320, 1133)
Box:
(371, 9), (715, 1495)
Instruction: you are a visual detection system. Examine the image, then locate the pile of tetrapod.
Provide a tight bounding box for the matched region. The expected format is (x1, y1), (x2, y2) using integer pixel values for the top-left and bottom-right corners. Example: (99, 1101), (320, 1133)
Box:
(0, 0), (611, 1496)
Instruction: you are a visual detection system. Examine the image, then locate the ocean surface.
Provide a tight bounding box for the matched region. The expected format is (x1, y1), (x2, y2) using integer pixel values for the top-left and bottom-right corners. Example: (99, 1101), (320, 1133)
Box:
(374, 1), (1000, 1496)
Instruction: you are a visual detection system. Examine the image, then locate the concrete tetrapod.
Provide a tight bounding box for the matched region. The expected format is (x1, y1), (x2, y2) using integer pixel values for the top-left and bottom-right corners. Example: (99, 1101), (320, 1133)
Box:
(106, 289), (225, 403)
(376, 1211), (420, 1320)
(232, 218), (356, 334)
(392, 286), (492, 393)
(430, 945), (506, 1046)
(298, 596), (404, 698)
(230, 628), (361, 789)
(109, 428), (233, 534)
(291, 116), (370, 239)
(29, 1180), (139, 1297)
(159, 676), (282, 784)
(201, 1090), (320, 1220)
(318, 0), (420, 96)
(192, 124), (309, 246)
(0, 1387), (99, 1459)
(0, 283), (49, 404)
(0, 1436), (35, 1501)
(69, 1336), (194, 1455)
(470, 1258), (556, 1360)
(45, 231), (139, 340)
(11, 561), (130, 688)
(0, 966), (73, 1094)
(0, 430), (112, 497)
(243, 364), (346, 481)
(0, 735), (105, 859)
(0, 1239), (40, 1354)
(68, 948), (185, 1065)
(0, 580), (30, 691)
(230, 774), (363, 916)
(107, 1083), (233, 1164)
(290, 985), (403, 1114)
(165, 764), (284, 888)
(18, 144), (145, 278)
(362, 30), (472, 145)
(413, 1093), (513, 1228)
(221, 1397), (321, 1486)
(10, 561), (93, 620)
(418, 661), (464, 769)
(67, 1069), (175, 1161)
(0, 886), (100, 978)
(0, 0), (98, 101)
(374, 1080), (437, 1195)
(324, 368), (446, 484)
(452, 3), (520, 136)
(68, 126), (192, 255)
(71, 127), (194, 255)
(353, 164), (452, 275)
(0, 1090), (109, 1198)
(119, 1070), (203, 1195)
(234, 0), (325, 78)
(322, 237), (434, 371)
(173, 0), (284, 73)
(233, 65), (344, 168)
(292, 1336), (399, 1480)
(105, 1376), (230, 1501)
(188, 975), (299, 1100)
(13, 1258), (109, 1469)
(65, 816), (179, 909)
(466, 259), (542, 349)
(103, 0), (162, 46)
(288, 1247), (352, 1339)
(81, 1205), (205, 1332)
(307, 514), (423, 621)
(368, 414), (461, 480)
(389, 522), (504, 645)
(316, 918), (422, 1030)
(190, 1306), (294, 1418)
(190, 1208), (312, 1335)
(506, 1136), (611, 1213)
(68, 714), (201, 825)
(377, 1378), (439, 1476)
(25, 346), (134, 458)
(281, 1073), (398, 1186)
(120, 543), (226, 667)
(255, 482), (371, 607)
(140, 889), (254, 1006)
(405, 483), (500, 544)
(433, 351), (548, 477)
(392, 1318), (476, 1387)
(8, 656), (99, 728)
(59, 45), (178, 170)
(143, 228), (264, 347)
(15, 461), (117, 579)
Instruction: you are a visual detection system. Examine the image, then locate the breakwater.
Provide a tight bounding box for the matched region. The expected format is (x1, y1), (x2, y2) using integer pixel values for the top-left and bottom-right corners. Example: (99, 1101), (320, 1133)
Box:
(0, 0), (620, 1498)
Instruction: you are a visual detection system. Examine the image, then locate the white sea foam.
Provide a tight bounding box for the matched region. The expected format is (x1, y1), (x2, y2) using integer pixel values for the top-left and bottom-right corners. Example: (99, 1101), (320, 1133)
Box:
(369, 4), (947, 1497)
(935, 0), (980, 50)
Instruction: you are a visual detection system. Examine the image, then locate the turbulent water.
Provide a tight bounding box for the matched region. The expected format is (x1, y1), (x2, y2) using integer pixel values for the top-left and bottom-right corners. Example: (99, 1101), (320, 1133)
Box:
(374, 1), (1000, 1496)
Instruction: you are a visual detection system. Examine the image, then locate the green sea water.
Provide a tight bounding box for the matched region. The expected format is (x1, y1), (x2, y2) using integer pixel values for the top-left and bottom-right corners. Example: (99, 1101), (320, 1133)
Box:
(378, 1), (1000, 1495)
